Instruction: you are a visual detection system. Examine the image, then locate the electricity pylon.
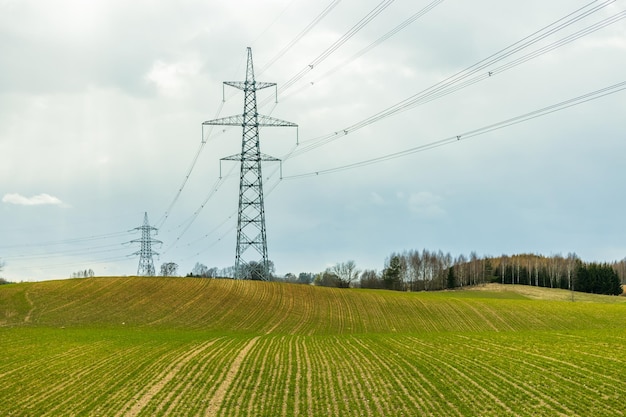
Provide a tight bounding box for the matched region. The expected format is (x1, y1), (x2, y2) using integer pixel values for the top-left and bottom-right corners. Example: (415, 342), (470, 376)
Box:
(131, 212), (162, 276)
(203, 47), (297, 280)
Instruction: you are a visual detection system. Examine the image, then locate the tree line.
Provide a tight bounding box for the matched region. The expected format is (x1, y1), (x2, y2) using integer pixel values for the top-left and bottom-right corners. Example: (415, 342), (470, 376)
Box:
(185, 261), (277, 281)
(70, 269), (95, 279)
(308, 251), (623, 296)
(180, 250), (624, 296)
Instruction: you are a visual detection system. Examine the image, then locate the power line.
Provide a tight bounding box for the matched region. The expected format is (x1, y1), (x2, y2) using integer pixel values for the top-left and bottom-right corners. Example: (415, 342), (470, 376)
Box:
(6, 255), (133, 273)
(1, 227), (134, 276)
(155, 141), (206, 229)
(282, 80), (626, 179)
(165, 160), (286, 261)
(3, 243), (129, 261)
(155, 100), (229, 230)
(280, 0), (445, 102)
(272, 0), (396, 99)
(285, 0), (619, 158)
(250, 0), (300, 49)
(0, 230), (132, 250)
(155, 31), (271, 232)
(257, 0), (344, 76)
(164, 2), (618, 265)
(351, 8), (626, 135)
(152, 0), (435, 260)
(170, 170), (285, 265)
(491, 10), (626, 75)
(154, 31), (286, 233)
(160, 175), (230, 255)
(160, 125), (271, 256)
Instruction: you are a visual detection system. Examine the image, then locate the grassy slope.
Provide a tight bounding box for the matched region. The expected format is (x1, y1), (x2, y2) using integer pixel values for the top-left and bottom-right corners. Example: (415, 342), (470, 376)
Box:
(1, 278), (625, 416)
(1, 277), (625, 333)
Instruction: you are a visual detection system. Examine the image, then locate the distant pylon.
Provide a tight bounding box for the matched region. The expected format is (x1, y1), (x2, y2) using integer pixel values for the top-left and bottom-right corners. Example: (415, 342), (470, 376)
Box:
(131, 212), (162, 276)
(203, 47), (297, 280)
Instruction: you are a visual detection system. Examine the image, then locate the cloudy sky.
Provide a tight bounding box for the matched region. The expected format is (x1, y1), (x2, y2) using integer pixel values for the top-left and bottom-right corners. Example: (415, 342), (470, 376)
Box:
(1, 0), (625, 281)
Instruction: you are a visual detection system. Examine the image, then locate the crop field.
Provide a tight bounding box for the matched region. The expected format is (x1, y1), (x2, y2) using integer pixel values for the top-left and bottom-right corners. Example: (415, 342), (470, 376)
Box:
(1, 277), (625, 416)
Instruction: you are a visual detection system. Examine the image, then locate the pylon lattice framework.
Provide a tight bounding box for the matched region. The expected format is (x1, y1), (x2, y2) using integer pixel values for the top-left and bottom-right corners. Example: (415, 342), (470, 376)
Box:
(131, 212), (162, 276)
(203, 47), (297, 280)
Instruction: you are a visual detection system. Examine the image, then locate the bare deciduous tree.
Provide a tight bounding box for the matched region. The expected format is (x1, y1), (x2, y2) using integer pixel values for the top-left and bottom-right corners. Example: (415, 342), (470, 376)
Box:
(160, 262), (179, 277)
(191, 262), (209, 277)
(332, 260), (361, 288)
(360, 269), (382, 289)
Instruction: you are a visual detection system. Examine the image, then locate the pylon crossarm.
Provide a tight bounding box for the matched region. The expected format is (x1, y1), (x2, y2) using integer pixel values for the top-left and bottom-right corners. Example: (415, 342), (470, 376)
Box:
(219, 156), (241, 177)
(133, 226), (158, 232)
(221, 154), (243, 161)
(203, 114), (297, 127)
(203, 115), (245, 126)
(132, 249), (160, 256)
(257, 114), (298, 127)
(260, 153), (281, 162)
(224, 81), (276, 91)
(130, 238), (162, 244)
(221, 154), (280, 175)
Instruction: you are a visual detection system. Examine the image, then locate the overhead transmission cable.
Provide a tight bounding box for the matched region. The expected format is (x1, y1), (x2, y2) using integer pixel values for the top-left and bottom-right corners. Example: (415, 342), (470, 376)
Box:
(282, 80), (626, 179)
(280, 0), (445, 102)
(256, 0), (344, 76)
(155, 99), (230, 230)
(166, 1), (621, 264)
(167, 0), (443, 257)
(3, 243), (130, 261)
(0, 222), (148, 276)
(156, 141), (207, 229)
(7, 255), (133, 272)
(167, 156), (286, 258)
(161, 163), (239, 255)
(165, 154), (286, 261)
(389, 4), (626, 117)
(161, 0), (351, 247)
(289, 0), (616, 149)
(155, 26), (281, 232)
(155, 52), (278, 232)
(4, 232), (134, 272)
(156, 0), (618, 264)
(163, 138), (285, 256)
(261, 0), (395, 106)
(160, 56), (292, 254)
(0, 230), (133, 250)
(250, 0), (299, 49)
(171, 171), (286, 263)
(491, 10), (626, 75)
(285, 0), (620, 159)
(163, 50), (297, 255)
(387, 9), (626, 119)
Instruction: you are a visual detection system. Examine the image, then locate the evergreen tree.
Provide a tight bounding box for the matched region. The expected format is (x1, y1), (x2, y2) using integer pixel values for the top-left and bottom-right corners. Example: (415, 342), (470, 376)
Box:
(383, 256), (403, 290)
(575, 262), (623, 295)
(446, 267), (456, 289)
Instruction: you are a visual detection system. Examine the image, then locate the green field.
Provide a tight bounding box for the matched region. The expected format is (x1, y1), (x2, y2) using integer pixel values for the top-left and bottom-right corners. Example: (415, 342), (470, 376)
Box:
(1, 277), (625, 416)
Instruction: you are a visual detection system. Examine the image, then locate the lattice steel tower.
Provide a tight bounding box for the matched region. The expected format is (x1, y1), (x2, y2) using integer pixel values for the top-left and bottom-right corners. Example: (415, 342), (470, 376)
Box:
(131, 212), (162, 276)
(203, 47), (297, 280)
